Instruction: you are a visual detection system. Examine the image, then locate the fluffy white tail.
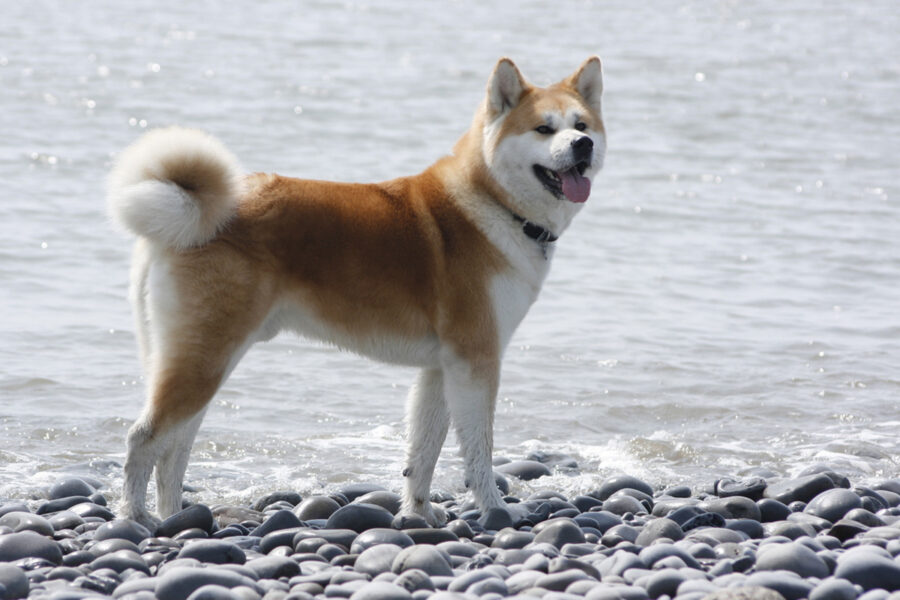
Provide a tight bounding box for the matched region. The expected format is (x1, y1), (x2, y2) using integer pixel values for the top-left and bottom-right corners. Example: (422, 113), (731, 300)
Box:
(107, 127), (243, 249)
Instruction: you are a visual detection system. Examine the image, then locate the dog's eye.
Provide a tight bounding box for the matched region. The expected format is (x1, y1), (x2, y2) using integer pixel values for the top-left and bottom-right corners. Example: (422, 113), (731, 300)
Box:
(574, 122), (587, 131)
(534, 125), (555, 135)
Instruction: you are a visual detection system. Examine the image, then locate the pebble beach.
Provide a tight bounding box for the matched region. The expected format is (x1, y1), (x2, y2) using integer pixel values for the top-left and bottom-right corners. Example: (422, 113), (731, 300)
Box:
(2, 458), (900, 600)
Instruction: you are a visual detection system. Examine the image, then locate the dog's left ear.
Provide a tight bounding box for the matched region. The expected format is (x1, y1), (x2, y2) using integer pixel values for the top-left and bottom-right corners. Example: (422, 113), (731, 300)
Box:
(568, 56), (603, 114)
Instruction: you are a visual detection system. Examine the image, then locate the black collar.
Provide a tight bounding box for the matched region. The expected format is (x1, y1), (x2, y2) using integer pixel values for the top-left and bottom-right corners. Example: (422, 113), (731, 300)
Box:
(511, 213), (558, 245)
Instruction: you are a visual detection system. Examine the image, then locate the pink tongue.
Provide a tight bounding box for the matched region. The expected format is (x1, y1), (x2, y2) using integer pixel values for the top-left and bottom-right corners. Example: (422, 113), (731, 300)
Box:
(560, 169), (591, 203)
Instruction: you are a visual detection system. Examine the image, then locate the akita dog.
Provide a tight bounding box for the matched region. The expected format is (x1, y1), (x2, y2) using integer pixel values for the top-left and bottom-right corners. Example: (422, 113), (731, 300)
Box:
(108, 57), (605, 528)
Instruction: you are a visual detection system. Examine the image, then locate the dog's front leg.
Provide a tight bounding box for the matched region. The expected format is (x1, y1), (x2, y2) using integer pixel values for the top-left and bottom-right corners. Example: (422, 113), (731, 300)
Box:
(441, 354), (506, 515)
(401, 368), (450, 526)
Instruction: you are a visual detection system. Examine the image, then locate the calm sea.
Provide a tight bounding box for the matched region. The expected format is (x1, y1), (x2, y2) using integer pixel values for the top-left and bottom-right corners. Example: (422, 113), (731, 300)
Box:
(1, 0), (898, 507)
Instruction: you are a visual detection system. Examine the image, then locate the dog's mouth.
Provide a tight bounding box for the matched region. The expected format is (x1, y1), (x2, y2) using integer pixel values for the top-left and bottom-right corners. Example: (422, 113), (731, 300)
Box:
(533, 162), (591, 203)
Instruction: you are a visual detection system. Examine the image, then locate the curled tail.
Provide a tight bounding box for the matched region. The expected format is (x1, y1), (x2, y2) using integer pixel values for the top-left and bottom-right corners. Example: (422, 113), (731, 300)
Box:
(107, 127), (243, 249)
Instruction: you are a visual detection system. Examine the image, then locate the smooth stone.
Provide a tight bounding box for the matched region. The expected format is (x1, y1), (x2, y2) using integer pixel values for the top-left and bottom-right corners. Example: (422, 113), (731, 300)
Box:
(682, 512), (727, 531)
(294, 496), (342, 521)
(448, 569), (499, 592)
(185, 584), (241, 600)
(758, 499), (793, 523)
(700, 586), (788, 600)
(532, 518), (586, 548)
(743, 571), (815, 600)
(828, 519), (870, 542)
(444, 520), (474, 540)
(244, 555), (300, 579)
(494, 460), (552, 481)
(592, 475), (654, 501)
(549, 556), (600, 579)
(326, 503), (394, 533)
(645, 567), (685, 598)
(339, 484), (388, 503)
(69, 502), (116, 520)
(805, 489), (863, 523)
(391, 545), (453, 577)
(90, 549), (151, 574)
(157, 504), (215, 537)
(351, 529), (415, 554)
(155, 566), (259, 600)
(212, 506), (265, 527)
(575, 510), (622, 533)
(393, 569), (435, 593)
(598, 550), (647, 578)
(763, 520), (817, 540)
(701, 497), (761, 521)
(403, 529), (458, 545)
(36, 496), (93, 515)
(251, 491), (302, 511)
(0, 530), (63, 564)
(355, 492), (402, 515)
(507, 570), (545, 594)
(249, 509), (302, 537)
(0, 563), (28, 599)
(727, 518), (766, 539)
(479, 507), (513, 531)
(492, 529), (535, 549)
(94, 519), (153, 544)
(392, 514), (429, 530)
(178, 539), (247, 564)
(638, 543), (701, 570)
(756, 541), (829, 578)
(809, 577), (860, 600)
(603, 495), (645, 516)
(664, 486), (693, 498)
(844, 508), (885, 527)
(0, 511), (54, 536)
(585, 584), (650, 600)
(49, 478), (96, 500)
(573, 496), (604, 512)
(535, 568), (593, 591)
(349, 581), (412, 600)
(293, 528), (357, 551)
(355, 544), (405, 576)
(634, 518), (683, 545)
(834, 547), (900, 591)
(716, 477), (768, 500)
(764, 474), (836, 505)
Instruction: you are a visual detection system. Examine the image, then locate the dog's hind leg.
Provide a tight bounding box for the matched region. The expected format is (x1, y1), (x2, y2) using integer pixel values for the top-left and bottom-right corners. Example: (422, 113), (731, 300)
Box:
(401, 368), (450, 526)
(154, 407), (207, 518)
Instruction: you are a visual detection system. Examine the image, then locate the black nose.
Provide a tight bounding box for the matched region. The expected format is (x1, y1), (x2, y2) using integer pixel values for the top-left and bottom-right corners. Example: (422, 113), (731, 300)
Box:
(572, 136), (593, 162)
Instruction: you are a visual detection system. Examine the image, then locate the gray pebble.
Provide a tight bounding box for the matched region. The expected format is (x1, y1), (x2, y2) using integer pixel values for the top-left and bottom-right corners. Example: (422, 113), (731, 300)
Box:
(644, 567), (685, 598)
(834, 546), (900, 591)
(355, 544), (405, 577)
(764, 474), (836, 505)
(49, 477), (96, 500)
(0, 511), (54, 536)
(244, 556), (301, 580)
(809, 577), (860, 600)
(602, 495), (645, 516)
(700, 586), (790, 600)
(0, 563), (28, 600)
(339, 484), (388, 503)
(38, 495), (93, 515)
(249, 509), (302, 537)
(805, 489), (863, 523)
(185, 584), (242, 600)
(532, 518), (586, 548)
(756, 541), (829, 578)
(355, 492), (402, 515)
(701, 497), (762, 521)
(0, 530), (63, 564)
(494, 460), (552, 481)
(592, 475), (654, 501)
(90, 549), (151, 574)
(94, 519), (152, 544)
(155, 566), (259, 600)
(391, 545), (453, 577)
(178, 539), (247, 564)
(535, 568), (593, 591)
(326, 503), (394, 533)
(743, 571), (815, 600)
(351, 529), (415, 554)
(393, 569), (434, 593)
(634, 517), (683, 545)
(251, 491), (302, 512)
(157, 504), (215, 538)
(348, 581), (412, 600)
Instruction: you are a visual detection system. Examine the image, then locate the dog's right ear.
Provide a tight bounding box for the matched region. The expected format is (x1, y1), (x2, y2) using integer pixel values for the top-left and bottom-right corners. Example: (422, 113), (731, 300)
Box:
(486, 58), (528, 121)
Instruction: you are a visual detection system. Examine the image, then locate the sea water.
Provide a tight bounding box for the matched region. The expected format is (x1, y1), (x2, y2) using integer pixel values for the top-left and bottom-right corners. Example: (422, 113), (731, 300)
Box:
(1, 0), (898, 506)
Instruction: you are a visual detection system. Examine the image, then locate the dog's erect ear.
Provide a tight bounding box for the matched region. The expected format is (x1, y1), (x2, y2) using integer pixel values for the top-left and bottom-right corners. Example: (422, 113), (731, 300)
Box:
(486, 58), (528, 120)
(568, 56), (603, 114)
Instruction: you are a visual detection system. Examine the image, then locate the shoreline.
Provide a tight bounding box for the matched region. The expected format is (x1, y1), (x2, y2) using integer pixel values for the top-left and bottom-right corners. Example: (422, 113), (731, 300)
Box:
(1, 465), (899, 599)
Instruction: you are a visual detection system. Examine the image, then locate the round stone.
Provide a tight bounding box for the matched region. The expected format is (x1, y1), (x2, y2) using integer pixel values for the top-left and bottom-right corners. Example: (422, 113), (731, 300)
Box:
(47, 510), (84, 531)
(90, 549), (151, 574)
(602, 495), (645, 516)
(834, 546), (900, 591)
(638, 543), (701, 570)
(351, 529), (415, 554)
(339, 483), (388, 502)
(294, 495), (342, 521)
(532, 518), (586, 548)
(743, 571), (815, 600)
(69, 502), (116, 520)
(492, 529), (535, 549)
(757, 498), (792, 523)
(644, 568), (685, 599)
(177, 539), (247, 564)
(701, 586), (795, 600)
(185, 584), (242, 600)
(494, 460), (552, 481)
(592, 475), (654, 501)
(349, 581), (413, 600)
(355, 491), (402, 515)
(326, 503), (394, 533)
(157, 504), (215, 537)
(248, 509), (302, 537)
(244, 555), (301, 579)
(49, 477), (95, 500)
(756, 541), (829, 578)
(94, 519), (152, 544)
(634, 517), (683, 545)
(355, 543), (405, 576)
(0, 511), (54, 536)
(0, 563), (28, 600)
(809, 577), (860, 600)
(764, 474), (836, 504)
(716, 477), (768, 500)
(251, 491), (302, 511)
(805, 488), (862, 523)
(391, 545), (453, 577)
(0, 530), (63, 564)
(155, 566), (257, 600)
(393, 568), (435, 593)
(701, 496), (762, 521)
(479, 507), (513, 531)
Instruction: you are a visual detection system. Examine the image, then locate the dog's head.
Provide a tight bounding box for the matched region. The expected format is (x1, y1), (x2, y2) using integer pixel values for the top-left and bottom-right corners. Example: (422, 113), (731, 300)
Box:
(479, 57), (605, 235)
